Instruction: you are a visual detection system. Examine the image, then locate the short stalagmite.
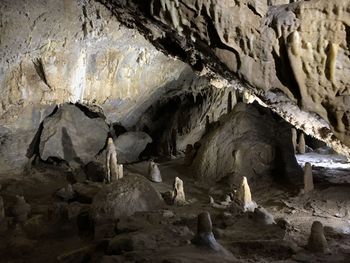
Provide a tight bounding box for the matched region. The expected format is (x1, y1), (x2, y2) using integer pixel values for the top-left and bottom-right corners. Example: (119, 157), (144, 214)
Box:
(118, 164), (124, 180)
(298, 133), (306, 154)
(304, 162), (314, 193)
(12, 196), (31, 224)
(237, 176), (257, 212)
(172, 177), (186, 205)
(308, 221), (330, 254)
(291, 128), (297, 153)
(106, 137), (121, 183)
(148, 161), (162, 183)
(192, 211), (227, 253)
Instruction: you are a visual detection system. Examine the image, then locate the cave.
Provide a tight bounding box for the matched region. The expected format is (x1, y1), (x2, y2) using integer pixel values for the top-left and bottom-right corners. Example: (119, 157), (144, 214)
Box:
(1, 0), (350, 262)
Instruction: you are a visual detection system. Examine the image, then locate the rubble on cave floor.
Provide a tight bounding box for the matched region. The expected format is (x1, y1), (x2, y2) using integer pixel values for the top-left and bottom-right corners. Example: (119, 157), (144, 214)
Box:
(0, 156), (350, 263)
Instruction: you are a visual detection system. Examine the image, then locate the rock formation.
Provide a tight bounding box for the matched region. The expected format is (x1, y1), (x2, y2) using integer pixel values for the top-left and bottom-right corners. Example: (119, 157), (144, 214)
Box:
(92, 174), (163, 224)
(183, 144), (195, 166)
(253, 207), (276, 225)
(298, 133), (306, 154)
(304, 162), (314, 193)
(308, 221), (330, 254)
(291, 128), (297, 153)
(56, 184), (75, 202)
(39, 104), (109, 167)
(148, 161), (162, 183)
(106, 137), (121, 183)
(12, 196), (31, 224)
(98, 0), (350, 158)
(237, 176), (257, 212)
(192, 211), (227, 253)
(172, 177), (187, 206)
(114, 132), (152, 163)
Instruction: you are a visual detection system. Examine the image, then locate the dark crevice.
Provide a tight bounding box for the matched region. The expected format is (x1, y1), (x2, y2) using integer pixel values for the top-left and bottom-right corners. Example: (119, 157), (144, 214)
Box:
(271, 38), (301, 101)
(75, 103), (106, 119)
(26, 105), (59, 158)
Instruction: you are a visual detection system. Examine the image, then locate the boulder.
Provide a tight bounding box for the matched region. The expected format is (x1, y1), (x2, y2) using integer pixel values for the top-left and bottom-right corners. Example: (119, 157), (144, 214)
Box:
(115, 132), (152, 163)
(92, 174), (163, 224)
(39, 104), (109, 166)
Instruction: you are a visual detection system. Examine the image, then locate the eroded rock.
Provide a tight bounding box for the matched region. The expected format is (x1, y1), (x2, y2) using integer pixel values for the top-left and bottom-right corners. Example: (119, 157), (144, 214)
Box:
(39, 104), (109, 166)
(308, 221), (330, 254)
(12, 196), (31, 224)
(148, 161), (162, 183)
(92, 174), (163, 224)
(115, 132), (152, 163)
(303, 162), (314, 193)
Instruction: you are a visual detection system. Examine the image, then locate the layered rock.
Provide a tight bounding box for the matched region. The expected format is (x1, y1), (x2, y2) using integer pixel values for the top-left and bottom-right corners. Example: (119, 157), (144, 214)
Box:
(192, 103), (301, 184)
(99, 0), (350, 156)
(39, 104), (109, 166)
(0, 0), (205, 174)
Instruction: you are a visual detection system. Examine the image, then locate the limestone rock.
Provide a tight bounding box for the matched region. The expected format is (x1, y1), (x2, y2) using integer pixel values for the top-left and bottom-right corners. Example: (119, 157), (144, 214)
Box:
(183, 144), (195, 166)
(192, 211), (228, 254)
(298, 133), (306, 154)
(39, 104), (109, 166)
(148, 161), (162, 183)
(92, 174), (163, 224)
(106, 137), (122, 183)
(237, 176), (257, 212)
(56, 184), (75, 202)
(172, 177), (187, 206)
(115, 132), (152, 163)
(12, 196), (31, 224)
(304, 162), (314, 193)
(192, 103), (301, 185)
(308, 221), (330, 254)
(291, 128), (297, 153)
(253, 207), (276, 225)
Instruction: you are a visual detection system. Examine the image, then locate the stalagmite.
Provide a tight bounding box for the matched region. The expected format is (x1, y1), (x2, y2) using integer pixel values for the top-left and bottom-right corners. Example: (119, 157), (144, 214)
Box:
(192, 211), (227, 253)
(298, 133), (306, 154)
(172, 177), (186, 205)
(118, 164), (124, 180)
(291, 128), (297, 153)
(12, 196), (31, 224)
(237, 176), (257, 212)
(304, 162), (314, 193)
(105, 137), (121, 183)
(308, 221), (330, 254)
(148, 161), (162, 182)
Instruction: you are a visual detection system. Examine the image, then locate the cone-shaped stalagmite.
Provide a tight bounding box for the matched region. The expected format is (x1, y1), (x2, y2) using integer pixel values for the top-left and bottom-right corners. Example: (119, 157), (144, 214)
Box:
(308, 221), (330, 254)
(106, 137), (122, 183)
(172, 177), (186, 205)
(237, 176), (257, 212)
(148, 161), (162, 183)
(304, 162), (314, 193)
(291, 128), (297, 153)
(298, 133), (306, 154)
(192, 211), (223, 252)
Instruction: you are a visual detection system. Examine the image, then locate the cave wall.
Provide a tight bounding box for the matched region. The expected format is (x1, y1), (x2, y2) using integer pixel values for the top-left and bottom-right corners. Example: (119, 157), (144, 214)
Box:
(98, 0), (350, 157)
(0, 0), (205, 174)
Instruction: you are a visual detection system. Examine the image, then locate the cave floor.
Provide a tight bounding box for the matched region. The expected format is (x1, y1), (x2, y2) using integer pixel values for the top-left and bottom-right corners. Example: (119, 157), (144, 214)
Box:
(0, 155), (350, 262)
